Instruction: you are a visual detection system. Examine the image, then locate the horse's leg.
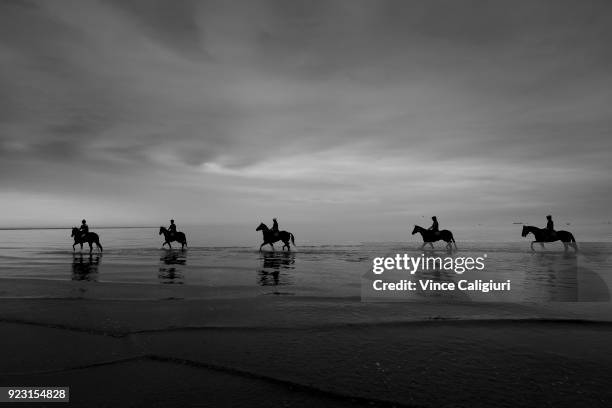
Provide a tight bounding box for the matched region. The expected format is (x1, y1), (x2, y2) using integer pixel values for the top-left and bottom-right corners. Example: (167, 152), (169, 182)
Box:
(89, 242), (93, 254)
(531, 241), (536, 251)
(429, 242), (434, 249)
(80, 243), (83, 252)
(73, 243), (76, 251)
(269, 243), (275, 251)
(259, 243), (265, 252)
(421, 242), (426, 249)
(563, 243), (568, 252)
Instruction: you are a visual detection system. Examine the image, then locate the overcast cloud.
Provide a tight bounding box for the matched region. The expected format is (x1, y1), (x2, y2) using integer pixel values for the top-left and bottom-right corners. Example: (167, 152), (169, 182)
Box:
(1, 0), (611, 240)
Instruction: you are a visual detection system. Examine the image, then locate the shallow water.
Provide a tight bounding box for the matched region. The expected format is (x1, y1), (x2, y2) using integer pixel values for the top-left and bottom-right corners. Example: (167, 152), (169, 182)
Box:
(0, 228), (610, 304)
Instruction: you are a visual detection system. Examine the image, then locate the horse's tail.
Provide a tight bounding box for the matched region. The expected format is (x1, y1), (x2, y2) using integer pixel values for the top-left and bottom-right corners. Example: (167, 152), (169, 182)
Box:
(568, 232), (578, 251)
(94, 235), (103, 252)
(290, 233), (296, 246)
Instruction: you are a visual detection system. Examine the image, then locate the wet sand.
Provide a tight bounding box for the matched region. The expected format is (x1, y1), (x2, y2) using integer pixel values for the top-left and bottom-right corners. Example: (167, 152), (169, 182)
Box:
(1, 279), (612, 407)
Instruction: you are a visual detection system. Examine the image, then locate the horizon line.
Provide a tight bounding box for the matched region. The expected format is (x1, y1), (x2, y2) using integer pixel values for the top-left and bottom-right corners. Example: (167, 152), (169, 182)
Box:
(0, 226), (158, 231)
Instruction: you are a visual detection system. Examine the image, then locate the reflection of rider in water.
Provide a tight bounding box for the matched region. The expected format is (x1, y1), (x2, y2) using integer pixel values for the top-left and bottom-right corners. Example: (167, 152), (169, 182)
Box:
(428, 216), (439, 236)
(272, 218), (279, 237)
(545, 215), (555, 239)
(168, 219), (177, 238)
(79, 219), (89, 240)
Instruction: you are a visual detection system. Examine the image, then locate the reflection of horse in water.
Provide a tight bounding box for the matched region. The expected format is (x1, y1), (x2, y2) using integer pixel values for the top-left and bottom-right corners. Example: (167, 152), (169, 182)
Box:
(258, 251), (295, 286)
(256, 223), (295, 251)
(411, 225), (457, 250)
(521, 226), (578, 252)
(158, 250), (186, 284)
(525, 251), (609, 301)
(71, 254), (100, 281)
(159, 227), (187, 250)
(71, 227), (103, 254)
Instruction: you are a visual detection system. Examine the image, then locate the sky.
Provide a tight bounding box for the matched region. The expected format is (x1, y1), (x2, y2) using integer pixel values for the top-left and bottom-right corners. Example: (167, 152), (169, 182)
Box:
(1, 0), (611, 241)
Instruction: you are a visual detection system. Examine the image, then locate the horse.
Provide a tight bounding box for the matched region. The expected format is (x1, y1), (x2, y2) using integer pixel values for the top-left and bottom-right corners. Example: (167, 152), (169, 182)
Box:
(521, 225), (577, 252)
(159, 226), (187, 250)
(256, 222), (295, 252)
(412, 225), (457, 250)
(71, 227), (103, 254)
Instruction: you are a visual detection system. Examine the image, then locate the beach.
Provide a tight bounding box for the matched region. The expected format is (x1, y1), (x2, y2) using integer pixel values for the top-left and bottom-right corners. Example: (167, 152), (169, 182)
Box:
(2, 293), (612, 407)
(1, 229), (612, 406)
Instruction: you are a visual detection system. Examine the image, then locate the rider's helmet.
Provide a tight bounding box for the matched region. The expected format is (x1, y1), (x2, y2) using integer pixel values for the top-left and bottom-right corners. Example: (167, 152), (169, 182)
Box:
(432, 216), (437, 220)
(546, 215), (552, 219)
(170, 219), (175, 223)
(82, 219), (86, 224)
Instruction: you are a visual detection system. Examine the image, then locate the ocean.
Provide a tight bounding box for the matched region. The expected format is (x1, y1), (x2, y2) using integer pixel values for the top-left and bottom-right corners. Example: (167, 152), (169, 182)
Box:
(1, 227), (610, 305)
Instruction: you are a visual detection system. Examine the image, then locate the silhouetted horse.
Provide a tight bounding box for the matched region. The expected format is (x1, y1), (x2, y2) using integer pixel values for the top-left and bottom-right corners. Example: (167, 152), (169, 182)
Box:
(256, 223), (295, 252)
(412, 225), (457, 250)
(71, 227), (103, 253)
(159, 226), (187, 250)
(521, 225), (577, 252)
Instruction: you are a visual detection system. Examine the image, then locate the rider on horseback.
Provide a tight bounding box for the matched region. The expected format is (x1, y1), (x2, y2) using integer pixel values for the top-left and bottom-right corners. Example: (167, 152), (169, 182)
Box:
(428, 216), (440, 236)
(79, 219), (89, 240)
(545, 215), (556, 239)
(272, 218), (279, 238)
(168, 219), (177, 238)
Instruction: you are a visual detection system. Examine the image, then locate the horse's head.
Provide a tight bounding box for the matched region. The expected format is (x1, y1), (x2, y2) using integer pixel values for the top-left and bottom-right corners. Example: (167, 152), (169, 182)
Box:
(71, 227), (78, 237)
(521, 225), (529, 237)
(159, 226), (165, 235)
(256, 222), (267, 232)
(411, 225), (419, 235)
